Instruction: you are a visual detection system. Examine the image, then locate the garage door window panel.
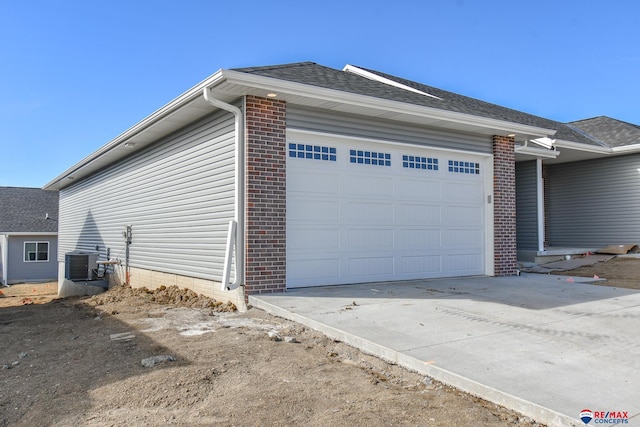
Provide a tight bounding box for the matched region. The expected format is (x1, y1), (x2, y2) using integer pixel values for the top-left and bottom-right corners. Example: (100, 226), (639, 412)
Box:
(289, 143), (336, 161)
(349, 150), (391, 166)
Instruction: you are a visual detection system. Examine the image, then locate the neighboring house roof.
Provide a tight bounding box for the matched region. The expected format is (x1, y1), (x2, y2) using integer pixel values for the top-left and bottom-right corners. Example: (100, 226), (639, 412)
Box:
(233, 62), (600, 147)
(568, 116), (640, 148)
(0, 187), (59, 233)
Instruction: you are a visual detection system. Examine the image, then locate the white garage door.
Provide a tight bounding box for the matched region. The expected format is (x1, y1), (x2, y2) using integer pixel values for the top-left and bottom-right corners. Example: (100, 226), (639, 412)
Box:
(286, 132), (491, 288)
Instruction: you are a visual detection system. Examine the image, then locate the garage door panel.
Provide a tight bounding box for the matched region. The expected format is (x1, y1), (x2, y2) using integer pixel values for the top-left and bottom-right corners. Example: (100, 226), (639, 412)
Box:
(397, 203), (442, 224)
(347, 229), (394, 249)
(348, 256), (394, 277)
(400, 255), (442, 274)
(288, 170), (340, 194)
(396, 178), (441, 200)
(444, 228), (483, 246)
(399, 229), (442, 247)
(446, 205), (484, 225)
(289, 227), (340, 251)
(443, 253), (483, 273)
(445, 182), (484, 203)
(347, 202), (394, 224)
(288, 258), (340, 283)
(289, 199), (340, 222)
(348, 175), (394, 197)
(287, 136), (488, 288)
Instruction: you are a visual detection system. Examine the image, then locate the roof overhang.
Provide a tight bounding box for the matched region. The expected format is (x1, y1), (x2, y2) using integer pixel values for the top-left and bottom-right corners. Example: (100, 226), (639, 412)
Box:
(44, 68), (558, 190)
(0, 232), (58, 236)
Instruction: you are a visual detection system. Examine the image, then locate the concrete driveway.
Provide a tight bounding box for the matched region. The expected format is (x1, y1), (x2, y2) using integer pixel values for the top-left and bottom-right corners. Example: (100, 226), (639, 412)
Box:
(250, 274), (640, 427)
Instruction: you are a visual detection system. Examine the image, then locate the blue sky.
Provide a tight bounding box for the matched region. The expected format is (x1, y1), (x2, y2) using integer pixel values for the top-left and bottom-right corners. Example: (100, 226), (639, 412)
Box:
(1, 0), (638, 188)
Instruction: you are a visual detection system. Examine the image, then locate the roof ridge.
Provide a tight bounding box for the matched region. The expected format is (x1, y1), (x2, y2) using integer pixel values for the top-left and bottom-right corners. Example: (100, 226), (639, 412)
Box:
(563, 122), (610, 147)
(231, 61), (317, 73)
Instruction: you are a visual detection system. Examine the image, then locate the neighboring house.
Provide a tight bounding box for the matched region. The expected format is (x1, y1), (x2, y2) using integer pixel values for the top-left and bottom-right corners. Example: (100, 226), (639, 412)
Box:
(0, 187), (59, 286)
(42, 62), (640, 306)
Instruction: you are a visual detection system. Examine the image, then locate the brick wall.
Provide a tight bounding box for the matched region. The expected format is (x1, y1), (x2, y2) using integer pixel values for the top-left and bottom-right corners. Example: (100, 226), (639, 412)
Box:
(244, 95), (287, 295)
(492, 135), (517, 276)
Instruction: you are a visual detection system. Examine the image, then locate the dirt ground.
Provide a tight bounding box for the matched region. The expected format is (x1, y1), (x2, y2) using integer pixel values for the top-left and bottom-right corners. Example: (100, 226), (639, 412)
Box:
(4, 256), (637, 427)
(554, 256), (640, 289)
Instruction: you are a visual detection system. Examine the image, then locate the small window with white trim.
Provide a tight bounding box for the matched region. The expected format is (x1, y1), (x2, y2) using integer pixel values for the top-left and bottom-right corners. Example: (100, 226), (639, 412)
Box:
(448, 160), (480, 175)
(289, 143), (336, 161)
(403, 155), (438, 170)
(349, 149), (391, 166)
(24, 241), (49, 262)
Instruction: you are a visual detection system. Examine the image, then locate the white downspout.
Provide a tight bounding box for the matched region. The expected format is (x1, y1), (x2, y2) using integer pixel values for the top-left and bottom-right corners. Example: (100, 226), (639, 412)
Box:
(1, 234), (8, 286)
(203, 88), (244, 292)
(536, 158), (545, 252)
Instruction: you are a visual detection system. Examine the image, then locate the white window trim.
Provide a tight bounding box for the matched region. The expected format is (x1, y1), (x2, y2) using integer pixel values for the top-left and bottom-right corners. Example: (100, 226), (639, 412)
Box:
(24, 241), (50, 263)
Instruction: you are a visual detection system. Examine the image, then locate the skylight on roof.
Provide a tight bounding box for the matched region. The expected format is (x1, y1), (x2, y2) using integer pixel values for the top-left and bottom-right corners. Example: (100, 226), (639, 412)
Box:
(343, 64), (442, 100)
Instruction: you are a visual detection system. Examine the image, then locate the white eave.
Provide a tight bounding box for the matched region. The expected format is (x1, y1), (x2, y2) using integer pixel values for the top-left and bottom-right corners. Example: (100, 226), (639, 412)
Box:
(514, 145), (560, 159)
(0, 232), (58, 236)
(44, 68), (557, 190)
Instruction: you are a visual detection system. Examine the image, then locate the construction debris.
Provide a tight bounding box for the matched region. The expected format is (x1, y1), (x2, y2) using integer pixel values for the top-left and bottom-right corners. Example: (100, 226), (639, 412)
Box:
(596, 244), (639, 255)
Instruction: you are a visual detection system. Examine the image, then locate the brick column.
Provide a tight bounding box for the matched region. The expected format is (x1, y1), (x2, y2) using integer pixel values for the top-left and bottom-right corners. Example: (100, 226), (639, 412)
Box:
(492, 135), (517, 276)
(244, 95), (287, 295)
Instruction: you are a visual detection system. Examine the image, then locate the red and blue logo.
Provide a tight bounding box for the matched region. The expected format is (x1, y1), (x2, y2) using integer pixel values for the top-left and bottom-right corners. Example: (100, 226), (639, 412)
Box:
(580, 408), (628, 424)
(580, 409), (593, 424)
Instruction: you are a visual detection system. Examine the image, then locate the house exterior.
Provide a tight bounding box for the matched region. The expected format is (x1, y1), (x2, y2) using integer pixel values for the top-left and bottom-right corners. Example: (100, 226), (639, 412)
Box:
(516, 116), (640, 259)
(43, 62), (640, 307)
(0, 187), (59, 285)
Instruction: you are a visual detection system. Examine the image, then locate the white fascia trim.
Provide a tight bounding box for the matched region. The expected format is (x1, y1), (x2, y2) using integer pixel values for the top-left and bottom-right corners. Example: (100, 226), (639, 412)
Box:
(514, 145), (560, 159)
(343, 64), (443, 100)
(220, 70), (557, 138)
(0, 232), (58, 236)
(554, 139), (612, 154)
(611, 144), (640, 154)
(44, 70), (228, 190)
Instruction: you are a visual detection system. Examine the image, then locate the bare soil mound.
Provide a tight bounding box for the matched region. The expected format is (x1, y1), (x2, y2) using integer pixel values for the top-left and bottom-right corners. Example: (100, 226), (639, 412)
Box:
(0, 282), (543, 426)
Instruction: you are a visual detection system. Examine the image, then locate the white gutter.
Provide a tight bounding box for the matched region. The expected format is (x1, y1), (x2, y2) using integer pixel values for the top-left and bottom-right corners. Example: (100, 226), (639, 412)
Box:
(554, 139), (611, 154)
(203, 87), (244, 292)
(0, 232), (58, 236)
(611, 144), (640, 154)
(514, 144), (560, 159)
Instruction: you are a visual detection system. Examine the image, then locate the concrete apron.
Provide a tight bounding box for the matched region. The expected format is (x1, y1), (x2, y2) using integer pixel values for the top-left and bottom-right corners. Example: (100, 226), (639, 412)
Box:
(250, 274), (640, 427)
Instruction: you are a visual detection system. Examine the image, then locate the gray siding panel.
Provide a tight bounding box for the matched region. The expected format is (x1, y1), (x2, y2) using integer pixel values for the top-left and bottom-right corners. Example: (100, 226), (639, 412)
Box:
(58, 110), (236, 281)
(547, 153), (640, 246)
(8, 236), (58, 282)
(516, 161), (539, 250)
(287, 105), (491, 154)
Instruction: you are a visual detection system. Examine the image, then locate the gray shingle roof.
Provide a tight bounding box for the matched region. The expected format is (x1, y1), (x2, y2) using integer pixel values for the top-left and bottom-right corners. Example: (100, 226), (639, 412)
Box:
(233, 62), (600, 146)
(0, 187), (59, 233)
(568, 116), (640, 148)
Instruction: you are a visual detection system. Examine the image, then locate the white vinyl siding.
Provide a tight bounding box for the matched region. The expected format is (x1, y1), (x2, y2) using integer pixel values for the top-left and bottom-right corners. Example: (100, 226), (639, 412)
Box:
(287, 105), (491, 155)
(58, 110), (236, 281)
(547, 153), (640, 246)
(516, 161), (539, 251)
